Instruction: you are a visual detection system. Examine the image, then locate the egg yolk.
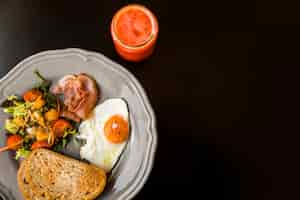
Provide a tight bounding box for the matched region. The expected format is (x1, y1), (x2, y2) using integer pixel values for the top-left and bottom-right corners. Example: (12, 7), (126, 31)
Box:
(104, 115), (129, 144)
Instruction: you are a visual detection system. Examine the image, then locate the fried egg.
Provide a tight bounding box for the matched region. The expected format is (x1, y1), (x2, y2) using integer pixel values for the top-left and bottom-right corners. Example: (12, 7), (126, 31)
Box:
(78, 98), (130, 172)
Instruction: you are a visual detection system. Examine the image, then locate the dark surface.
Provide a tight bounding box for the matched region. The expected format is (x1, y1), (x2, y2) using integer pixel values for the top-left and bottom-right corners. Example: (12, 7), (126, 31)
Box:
(0, 0), (298, 200)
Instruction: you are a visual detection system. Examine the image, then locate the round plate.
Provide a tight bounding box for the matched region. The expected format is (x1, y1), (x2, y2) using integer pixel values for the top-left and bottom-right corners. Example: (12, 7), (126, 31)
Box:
(0, 49), (158, 200)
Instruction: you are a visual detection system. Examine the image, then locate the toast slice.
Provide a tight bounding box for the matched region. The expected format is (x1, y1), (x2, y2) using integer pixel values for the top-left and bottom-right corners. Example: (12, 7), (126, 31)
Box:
(18, 159), (39, 200)
(18, 149), (106, 200)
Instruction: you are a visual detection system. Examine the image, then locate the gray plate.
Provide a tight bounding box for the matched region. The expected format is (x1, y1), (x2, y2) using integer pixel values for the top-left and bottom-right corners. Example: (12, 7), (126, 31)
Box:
(0, 49), (158, 200)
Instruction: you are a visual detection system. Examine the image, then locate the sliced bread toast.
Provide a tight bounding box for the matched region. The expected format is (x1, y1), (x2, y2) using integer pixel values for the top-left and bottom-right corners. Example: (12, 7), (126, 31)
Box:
(18, 159), (41, 200)
(18, 149), (106, 200)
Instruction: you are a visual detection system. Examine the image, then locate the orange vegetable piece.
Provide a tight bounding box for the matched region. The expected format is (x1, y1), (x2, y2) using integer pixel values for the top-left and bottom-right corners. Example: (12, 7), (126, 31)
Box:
(52, 119), (72, 137)
(104, 115), (129, 144)
(31, 141), (52, 150)
(36, 129), (49, 141)
(23, 89), (42, 102)
(32, 96), (45, 110)
(45, 109), (59, 121)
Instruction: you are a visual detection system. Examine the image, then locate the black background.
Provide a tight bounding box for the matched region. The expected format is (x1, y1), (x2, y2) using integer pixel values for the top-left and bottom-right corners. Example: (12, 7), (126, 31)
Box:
(0, 0), (299, 200)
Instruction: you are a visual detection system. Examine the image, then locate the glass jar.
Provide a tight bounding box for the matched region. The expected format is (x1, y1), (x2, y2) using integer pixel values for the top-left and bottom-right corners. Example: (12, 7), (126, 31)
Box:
(111, 4), (159, 62)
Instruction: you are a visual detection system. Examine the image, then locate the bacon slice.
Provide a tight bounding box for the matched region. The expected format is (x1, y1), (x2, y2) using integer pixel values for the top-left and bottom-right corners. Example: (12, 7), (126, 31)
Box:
(75, 74), (99, 119)
(51, 74), (99, 121)
(60, 109), (81, 123)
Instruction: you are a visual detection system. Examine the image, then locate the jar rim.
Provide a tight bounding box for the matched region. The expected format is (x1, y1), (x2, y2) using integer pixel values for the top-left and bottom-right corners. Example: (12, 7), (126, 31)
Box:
(111, 4), (158, 49)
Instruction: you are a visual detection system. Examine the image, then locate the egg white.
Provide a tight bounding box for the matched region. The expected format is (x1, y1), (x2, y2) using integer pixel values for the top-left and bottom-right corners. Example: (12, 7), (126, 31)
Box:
(78, 98), (129, 172)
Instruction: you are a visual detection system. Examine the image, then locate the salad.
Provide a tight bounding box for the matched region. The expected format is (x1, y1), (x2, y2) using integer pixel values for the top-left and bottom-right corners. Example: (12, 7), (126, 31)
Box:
(0, 71), (78, 159)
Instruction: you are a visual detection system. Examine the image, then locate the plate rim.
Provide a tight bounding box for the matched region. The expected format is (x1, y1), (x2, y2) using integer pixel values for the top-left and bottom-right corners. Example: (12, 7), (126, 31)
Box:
(0, 48), (158, 200)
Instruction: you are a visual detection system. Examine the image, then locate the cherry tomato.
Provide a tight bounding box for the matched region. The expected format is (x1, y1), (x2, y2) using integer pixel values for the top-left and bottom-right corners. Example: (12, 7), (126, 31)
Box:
(52, 119), (72, 137)
(23, 89), (42, 102)
(6, 135), (23, 150)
